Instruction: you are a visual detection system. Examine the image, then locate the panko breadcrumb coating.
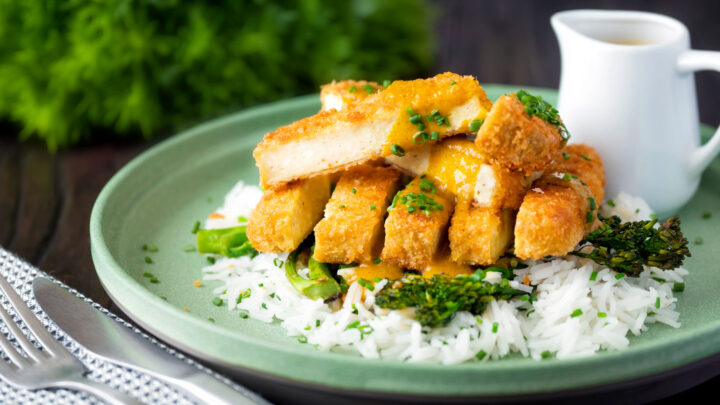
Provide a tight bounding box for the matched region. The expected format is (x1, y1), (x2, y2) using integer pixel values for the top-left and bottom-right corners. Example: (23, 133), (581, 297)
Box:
(313, 165), (401, 264)
(381, 177), (454, 271)
(514, 143), (606, 260)
(449, 199), (515, 266)
(247, 175), (331, 252)
(476, 94), (563, 174)
(320, 80), (384, 111)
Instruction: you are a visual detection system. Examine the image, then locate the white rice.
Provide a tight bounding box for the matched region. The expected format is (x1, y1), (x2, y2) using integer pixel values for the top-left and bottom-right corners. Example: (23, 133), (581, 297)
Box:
(200, 182), (687, 364)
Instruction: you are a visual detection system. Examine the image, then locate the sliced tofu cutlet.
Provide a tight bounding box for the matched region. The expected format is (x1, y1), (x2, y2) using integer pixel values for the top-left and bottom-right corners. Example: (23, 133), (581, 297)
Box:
(514, 144), (606, 260)
(313, 166), (401, 264)
(381, 177), (454, 271)
(476, 94), (564, 174)
(320, 80), (384, 111)
(247, 175), (331, 253)
(254, 72), (492, 188)
(387, 136), (533, 209)
(449, 199), (515, 266)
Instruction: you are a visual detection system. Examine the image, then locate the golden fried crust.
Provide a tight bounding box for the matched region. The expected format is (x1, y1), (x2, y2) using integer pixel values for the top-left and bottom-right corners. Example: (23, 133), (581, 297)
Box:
(381, 178), (454, 270)
(551, 143), (606, 202)
(313, 166), (401, 264)
(247, 175), (330, 252)
(514, 184), (587, 260)
(476, 94), (562, 174)
(254, 72), (491, 188)
(449, 200), (515, 266)
(320, 80), (383, 111)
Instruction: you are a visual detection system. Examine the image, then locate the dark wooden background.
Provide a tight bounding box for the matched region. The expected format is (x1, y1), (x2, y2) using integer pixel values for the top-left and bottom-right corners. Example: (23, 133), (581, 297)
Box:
(1, 0), (719, 402)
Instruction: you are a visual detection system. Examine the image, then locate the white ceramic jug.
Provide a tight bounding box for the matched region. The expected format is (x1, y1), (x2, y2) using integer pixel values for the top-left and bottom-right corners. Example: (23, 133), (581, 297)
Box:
(552, 10), (720, 217)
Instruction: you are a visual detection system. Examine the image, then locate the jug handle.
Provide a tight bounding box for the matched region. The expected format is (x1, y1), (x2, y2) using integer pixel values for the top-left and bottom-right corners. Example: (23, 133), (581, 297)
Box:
(677, 50), (720, 177)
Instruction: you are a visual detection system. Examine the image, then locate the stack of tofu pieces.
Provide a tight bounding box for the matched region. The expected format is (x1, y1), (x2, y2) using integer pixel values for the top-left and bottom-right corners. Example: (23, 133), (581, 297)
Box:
(248, 72), (604, 273)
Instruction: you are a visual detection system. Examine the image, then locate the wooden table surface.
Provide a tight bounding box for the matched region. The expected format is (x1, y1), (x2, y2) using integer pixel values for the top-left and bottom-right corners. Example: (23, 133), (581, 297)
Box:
(2, 0), (719, 402)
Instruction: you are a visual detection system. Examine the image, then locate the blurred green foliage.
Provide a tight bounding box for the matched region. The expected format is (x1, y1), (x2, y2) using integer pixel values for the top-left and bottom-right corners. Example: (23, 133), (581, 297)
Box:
(0, 0), (434, 150)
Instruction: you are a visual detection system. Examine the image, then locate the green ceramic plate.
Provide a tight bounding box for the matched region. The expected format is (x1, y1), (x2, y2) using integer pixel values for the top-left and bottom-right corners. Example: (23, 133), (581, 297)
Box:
(90, 85), (720, 399)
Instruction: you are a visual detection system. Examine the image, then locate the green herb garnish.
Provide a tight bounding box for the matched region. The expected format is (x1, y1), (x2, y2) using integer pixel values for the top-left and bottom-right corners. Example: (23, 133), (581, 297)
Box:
(390, 144), (406, 157)
(570, 309), (583, 318)
(515, 89), (570, 142)
(212, 297), (223, 306)
(191, 220), (201, 234)
(469, 119), (483, 132)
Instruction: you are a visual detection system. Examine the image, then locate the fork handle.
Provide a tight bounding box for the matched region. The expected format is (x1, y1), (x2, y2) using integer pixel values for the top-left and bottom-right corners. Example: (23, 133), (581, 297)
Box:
(59, 376), (142, 405)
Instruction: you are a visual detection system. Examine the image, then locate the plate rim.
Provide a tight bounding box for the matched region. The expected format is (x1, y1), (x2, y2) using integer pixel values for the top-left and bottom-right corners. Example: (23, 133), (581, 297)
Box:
(89, 85), (720, 396)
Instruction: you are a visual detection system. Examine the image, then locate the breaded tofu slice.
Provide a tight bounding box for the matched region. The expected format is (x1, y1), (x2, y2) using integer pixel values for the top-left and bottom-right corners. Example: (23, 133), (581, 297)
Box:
(313, 166), (401, 264)
(254, 72), (492, 188)
(476, 94), (564, 174)
(387, 136), (533, 209)
(381, 177), (454, 270)
(449, 199), (515, 266)
(247, 175), (331, 252)
(551, 143), (606, 203)
(320, 80), (384, 111)
(514, 144), (606, 259)
(514, 183), (589, 259)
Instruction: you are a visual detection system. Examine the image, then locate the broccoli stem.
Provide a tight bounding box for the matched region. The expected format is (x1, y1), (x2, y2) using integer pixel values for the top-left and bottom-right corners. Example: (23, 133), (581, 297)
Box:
(285, 246), (341, 301)
(196, 226), (257, 258)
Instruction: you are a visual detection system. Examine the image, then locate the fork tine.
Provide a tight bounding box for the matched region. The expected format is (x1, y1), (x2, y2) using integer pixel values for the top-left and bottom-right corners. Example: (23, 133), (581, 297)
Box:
(0, 273), (65, 358)
(0, 298), (44, 363)
(0, 302), (33, 367)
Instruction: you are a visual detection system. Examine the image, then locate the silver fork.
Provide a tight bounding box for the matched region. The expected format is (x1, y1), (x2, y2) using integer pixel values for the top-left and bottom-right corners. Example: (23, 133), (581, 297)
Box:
(0, 273), (141, 405)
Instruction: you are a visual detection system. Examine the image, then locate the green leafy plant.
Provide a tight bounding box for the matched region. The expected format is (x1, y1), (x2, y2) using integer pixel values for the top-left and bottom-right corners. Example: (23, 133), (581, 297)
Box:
(0, 0), (434, 150)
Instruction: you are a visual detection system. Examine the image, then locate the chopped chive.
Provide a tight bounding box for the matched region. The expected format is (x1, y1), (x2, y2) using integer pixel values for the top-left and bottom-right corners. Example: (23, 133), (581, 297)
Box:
(239, 312), (249, 319)
(373, 277), (382, 282)
(694, 237), (703, 245)
(212, 297), (223, 306)
(588, 197), (596, 211)
(606, 199), (616, 207)
(390, 144), (406, 157)
(147, 245), (158, 252)
(142, 244), (148, 251)
(143, 272), (154, 278)
(409, 114), (422, 124)
(261, 303), (268, 309)
(562, 152), (570, 160)
(416, 122), (425, 131)
(430, 131), (440, 141)
(405, 106), (415, 115)
(237, 215), (248, 223)
(673, 283), (685, 292)
(590, 271), (598, 281)
(579, 179), (587, 186)
(316, 320), (321, 327)
(297, 335), (308, 343)
(206, 256), (216, 264)
(650, 213), (658, 220)
(362, 84), (375, 93)
(191, 220), (201, 234)
(348, 85), (357, 93)
(702, 212), (712, 219)
(597, 312), (607, 318)
(150, 278), (159, 284)
(304, 325), (311, 330)
(373, 257), (382, 265)
(183, 244), (196, 252)
(541, 350), (552, 359)
(144, 256), (153, 264)
(208, 317), (215, 323)
(469, 119), (483, 132)
(413, 131), (428, 144)
(562, 173), (571, 181)
(652, 277), (666, 283)
(580, 154), (592, 161)
(570, 308), (583, 318)
(274, 258), (284, 268)
(346, 320), (360, 330)
(382, 79), (392, 87)
(351, 187), (357, 194)
(655, 297), (661, 309)
(635, 208), (640, 213)
(475, 316), (483, 324)
(586, 211), (594, 223)
(358, 278), (375, 291)
(450, 81), (456, 86)
(526, 309), (535, 317)
(615, 273), (625, 280)
(475, 350), (487, 360)
(492, 322), (499, 333)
